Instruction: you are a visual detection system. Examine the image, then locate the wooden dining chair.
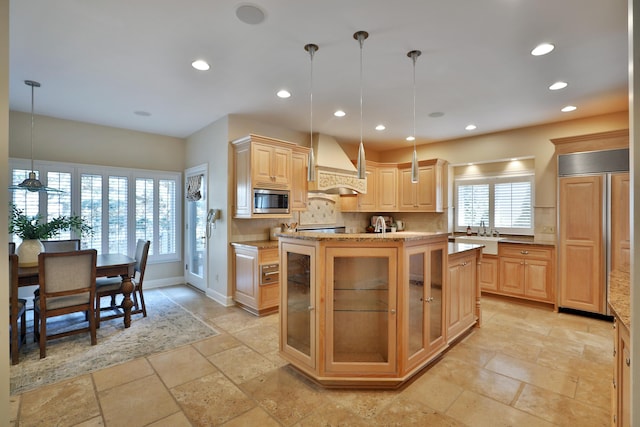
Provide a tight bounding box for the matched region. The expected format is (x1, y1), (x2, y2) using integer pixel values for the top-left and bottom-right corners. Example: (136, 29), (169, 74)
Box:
(34, 249), (97, 359)
(41, 239), (81, 252)
(9, 254), (27, 365)
(9, 241), (16, 254)
(96, 240), (150, 326)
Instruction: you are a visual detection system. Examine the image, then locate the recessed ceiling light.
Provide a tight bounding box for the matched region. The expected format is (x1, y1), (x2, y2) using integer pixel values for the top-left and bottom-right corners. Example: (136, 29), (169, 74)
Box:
(428, 112), (444, 118)
(276, 89), (291, 99)
(561, 105), (577, 112)
(134, 111), (151, 117)
(375, 124), (386, 131)
(235, 4), (266, 25)
(406, 136), (415, 142)
(191, 60), (210, 71)
(334, 110), (346, 117)
(549, 81), (568, 90)
(531, 43), (555, 56)
(465, 124), (477, 131)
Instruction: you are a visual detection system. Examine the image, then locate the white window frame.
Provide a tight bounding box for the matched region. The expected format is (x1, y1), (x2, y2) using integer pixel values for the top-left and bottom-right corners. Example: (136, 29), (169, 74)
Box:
(454, 172), (535, 236)
(9, 158), (182, 264)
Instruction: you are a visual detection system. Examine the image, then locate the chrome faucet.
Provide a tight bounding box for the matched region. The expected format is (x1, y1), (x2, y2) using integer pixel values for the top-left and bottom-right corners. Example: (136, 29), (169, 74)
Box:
(374, 216), (386, 235)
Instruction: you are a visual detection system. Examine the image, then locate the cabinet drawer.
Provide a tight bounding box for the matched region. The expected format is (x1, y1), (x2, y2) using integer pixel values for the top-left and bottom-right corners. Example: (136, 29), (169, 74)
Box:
(499, 244), (552, 260)
(259, 248), (278, 264)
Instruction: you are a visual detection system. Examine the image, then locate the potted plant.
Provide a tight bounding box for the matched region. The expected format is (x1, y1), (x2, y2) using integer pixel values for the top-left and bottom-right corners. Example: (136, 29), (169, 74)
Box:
(8, 203), (92, 266)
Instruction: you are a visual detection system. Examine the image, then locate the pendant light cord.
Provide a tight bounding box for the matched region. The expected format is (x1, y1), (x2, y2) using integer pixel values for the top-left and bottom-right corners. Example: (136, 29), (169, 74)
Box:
(30, 82), (35, 173)
(359, 36), (364, 145)
(412, 53), (417, 153)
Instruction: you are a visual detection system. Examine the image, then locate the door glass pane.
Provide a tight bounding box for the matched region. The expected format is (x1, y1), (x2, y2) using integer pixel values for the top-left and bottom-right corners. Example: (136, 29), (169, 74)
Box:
(188, 197), (206, 278)
(333, 256), (388, 363)
(408, 252), (425, 356)
(286, 251), (311, 356)
(429, 248), (443, 343)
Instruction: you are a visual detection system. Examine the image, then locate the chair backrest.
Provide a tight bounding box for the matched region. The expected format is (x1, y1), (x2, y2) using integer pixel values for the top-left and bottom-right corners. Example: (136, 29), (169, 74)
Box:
(38, 249), (97, 301)
(9, 253), (18, 301)
(133, 240), (151, 285)
(9, 242), (15, 254)
(41, 239), (81, 253)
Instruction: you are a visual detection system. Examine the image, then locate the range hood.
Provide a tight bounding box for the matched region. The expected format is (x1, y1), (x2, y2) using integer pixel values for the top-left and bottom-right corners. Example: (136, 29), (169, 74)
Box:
(307, 133), (367, 194)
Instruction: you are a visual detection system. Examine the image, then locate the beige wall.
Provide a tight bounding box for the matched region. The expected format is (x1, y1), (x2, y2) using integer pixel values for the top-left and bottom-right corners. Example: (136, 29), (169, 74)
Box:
(8, 112), (187, 283)
(184, 116), (231, 303)
(9, 111), (184, 171)
(1, 0), (10, 421)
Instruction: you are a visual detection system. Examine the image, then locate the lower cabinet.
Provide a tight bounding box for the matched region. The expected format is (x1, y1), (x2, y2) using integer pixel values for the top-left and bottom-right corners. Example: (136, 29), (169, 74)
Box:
(231, 243), (279, 316)
(495, 244), (555, 305)
(612, 316), (631, 427)
(447, 249), (479, 343)
(479, 254), (498, 292)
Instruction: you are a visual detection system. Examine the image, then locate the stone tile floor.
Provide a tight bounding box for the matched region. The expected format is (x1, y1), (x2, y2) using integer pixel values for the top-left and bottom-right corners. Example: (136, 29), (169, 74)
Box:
(9, 285), (613, 426)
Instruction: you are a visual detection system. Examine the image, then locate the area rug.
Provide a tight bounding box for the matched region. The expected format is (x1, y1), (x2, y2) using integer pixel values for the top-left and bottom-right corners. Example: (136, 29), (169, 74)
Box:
(10, 289), (219, 395)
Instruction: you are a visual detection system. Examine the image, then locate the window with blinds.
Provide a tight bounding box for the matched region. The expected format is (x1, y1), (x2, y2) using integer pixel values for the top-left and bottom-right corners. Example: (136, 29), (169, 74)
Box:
(455, 174), (534, 235)
(8, 159), (181, 262)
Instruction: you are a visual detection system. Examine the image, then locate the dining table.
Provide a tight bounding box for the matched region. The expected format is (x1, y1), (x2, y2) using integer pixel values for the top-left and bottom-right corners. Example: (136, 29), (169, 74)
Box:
(18, 253), (137, 328)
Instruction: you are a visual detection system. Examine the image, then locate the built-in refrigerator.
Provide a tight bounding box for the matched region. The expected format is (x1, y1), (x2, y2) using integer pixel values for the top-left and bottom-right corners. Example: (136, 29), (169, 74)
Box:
(557, 148), (629, 316)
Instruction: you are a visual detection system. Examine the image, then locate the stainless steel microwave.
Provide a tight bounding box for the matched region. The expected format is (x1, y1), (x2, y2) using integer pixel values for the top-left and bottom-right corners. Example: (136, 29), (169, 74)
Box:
(253, 188), (289, 214)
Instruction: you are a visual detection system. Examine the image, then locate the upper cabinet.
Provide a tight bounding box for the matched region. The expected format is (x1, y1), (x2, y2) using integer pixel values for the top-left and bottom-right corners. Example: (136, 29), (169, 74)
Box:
(232, 134), (309, 218)
(398, 159), (447, 212)
(251, 141), (291, 189)
(341, 158), (447, 213)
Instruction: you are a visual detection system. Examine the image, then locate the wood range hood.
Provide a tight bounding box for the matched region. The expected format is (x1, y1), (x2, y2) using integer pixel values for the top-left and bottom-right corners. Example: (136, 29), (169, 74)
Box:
(307, 133), (367, 194)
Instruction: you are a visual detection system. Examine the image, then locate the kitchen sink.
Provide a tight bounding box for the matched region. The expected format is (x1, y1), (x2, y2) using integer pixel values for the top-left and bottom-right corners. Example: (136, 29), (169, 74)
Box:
(454, 235), (505, 255)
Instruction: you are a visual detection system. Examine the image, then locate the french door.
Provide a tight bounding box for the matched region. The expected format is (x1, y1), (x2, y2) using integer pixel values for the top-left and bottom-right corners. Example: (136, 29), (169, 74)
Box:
(184, 165), (208, 291)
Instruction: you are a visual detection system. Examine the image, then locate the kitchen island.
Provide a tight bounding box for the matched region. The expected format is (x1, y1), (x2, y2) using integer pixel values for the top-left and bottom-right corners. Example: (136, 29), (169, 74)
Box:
(278, 231), (481, 388)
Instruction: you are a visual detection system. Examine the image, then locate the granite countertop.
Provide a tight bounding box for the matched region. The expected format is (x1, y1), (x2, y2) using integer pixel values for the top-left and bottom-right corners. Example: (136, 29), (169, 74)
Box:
(448, 242), (483, 255)
(608, 267), (630, 329)
(277, 231), (447, 242)
(230, 240), (279, 249)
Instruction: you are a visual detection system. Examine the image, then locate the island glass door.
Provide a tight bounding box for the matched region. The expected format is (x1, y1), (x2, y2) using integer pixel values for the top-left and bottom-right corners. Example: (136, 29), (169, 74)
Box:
(280, 242), (316, 370)
(326, 247), (397, 374)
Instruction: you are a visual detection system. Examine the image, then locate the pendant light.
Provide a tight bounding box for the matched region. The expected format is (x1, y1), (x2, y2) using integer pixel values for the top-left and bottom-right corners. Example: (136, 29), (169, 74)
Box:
(9, 80), (62, 193)
(354, 31), (368, 180)
(407, 50), (421, 183)
(305, 43), (318, 182)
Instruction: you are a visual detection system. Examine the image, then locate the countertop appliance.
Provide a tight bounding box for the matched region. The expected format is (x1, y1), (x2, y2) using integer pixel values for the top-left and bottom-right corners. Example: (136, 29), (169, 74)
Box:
(558, 148), (629, 316)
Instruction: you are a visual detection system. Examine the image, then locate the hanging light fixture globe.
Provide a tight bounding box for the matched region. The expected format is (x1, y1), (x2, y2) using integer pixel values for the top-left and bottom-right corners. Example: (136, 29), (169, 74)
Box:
(9, 80), (62, 193)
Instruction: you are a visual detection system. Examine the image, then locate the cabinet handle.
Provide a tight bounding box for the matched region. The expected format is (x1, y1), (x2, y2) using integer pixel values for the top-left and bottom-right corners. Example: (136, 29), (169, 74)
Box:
(426, 297), (434, 303)
(521, 250), (529, 255)
(308, 306), (314, 311)
(613, 347), (616, 357)
(626, 357), (631, 367)
(390, 309), (397, 314)
(613, 378), (616, 389)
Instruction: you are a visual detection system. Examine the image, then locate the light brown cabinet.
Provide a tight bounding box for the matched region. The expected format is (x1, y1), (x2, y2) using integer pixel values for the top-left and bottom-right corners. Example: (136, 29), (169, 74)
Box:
(290, 147), (310, 211)
(232, 134), (307, 219)
(398, 159), (446, 212)
(231, 242), (279, 316)
(341, 159), (447, 213)
(479, 255), (499, 292)
(404, 242), (447, 373)
(611, 173), (630, 272)
(558, 175), (603, 313)
(446, 248), (479, 343)
(251, 142), (291, 189)
(612, 317), (631, 427)
(279, 232), (452, 387)
(498, 244), (555, 304)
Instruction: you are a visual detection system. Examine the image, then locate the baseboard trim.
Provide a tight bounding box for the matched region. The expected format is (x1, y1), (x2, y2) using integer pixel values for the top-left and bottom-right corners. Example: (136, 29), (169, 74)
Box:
(144, 276), (185, 289)
(206, 288), (235, 307)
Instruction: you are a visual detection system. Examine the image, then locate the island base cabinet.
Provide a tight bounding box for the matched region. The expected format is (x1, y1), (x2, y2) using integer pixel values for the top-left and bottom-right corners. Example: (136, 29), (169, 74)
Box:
(446, 250), (478, 343)
(279, 233), (458, 388)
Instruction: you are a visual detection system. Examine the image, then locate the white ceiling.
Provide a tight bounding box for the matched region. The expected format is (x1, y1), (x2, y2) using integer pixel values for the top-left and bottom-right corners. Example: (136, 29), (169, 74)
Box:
(9, 0), (628, 151)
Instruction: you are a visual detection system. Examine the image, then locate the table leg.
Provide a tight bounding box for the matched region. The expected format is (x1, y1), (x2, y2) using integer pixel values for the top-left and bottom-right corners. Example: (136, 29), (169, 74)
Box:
(121, 276), (134, 328)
